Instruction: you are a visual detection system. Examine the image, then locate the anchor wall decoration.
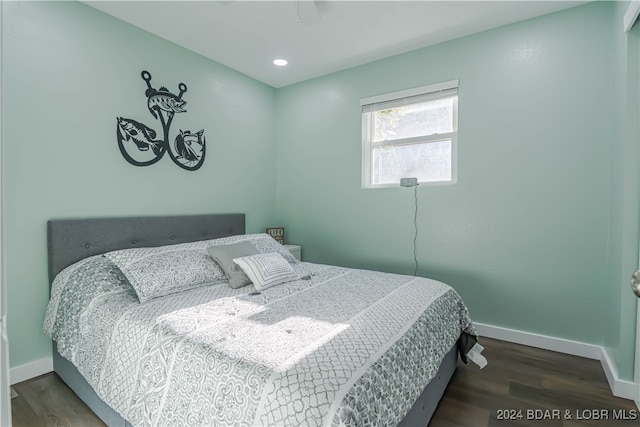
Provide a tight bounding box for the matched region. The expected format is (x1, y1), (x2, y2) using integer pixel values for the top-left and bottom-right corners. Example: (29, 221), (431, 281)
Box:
(116, 70), (206, 171)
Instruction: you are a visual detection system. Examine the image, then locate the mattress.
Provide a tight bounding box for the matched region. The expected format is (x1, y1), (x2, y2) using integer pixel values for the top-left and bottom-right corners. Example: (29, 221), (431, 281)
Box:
(43, 234), (476, 427)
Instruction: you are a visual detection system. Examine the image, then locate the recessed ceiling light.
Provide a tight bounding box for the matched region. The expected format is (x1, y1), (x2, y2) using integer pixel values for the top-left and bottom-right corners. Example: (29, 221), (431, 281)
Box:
(273, 58), (288, 67)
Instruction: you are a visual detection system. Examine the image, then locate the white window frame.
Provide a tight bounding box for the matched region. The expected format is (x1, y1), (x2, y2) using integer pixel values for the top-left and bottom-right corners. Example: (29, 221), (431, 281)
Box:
(361, 79), (459, 189)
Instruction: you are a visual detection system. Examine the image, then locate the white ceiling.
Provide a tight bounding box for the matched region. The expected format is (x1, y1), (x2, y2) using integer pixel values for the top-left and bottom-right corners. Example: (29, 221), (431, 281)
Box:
(85, 0), (588, 88)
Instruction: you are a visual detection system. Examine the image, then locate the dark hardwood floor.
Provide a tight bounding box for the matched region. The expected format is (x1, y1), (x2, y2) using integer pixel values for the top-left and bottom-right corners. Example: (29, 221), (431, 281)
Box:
(10, 372), (104, 427)
(10, 338), (638, 427)
(431, 338), (638, 427)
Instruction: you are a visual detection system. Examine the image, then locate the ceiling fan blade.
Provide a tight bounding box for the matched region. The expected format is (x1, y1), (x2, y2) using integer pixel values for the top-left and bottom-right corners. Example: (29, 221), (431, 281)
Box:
(293, 0), (321, 26)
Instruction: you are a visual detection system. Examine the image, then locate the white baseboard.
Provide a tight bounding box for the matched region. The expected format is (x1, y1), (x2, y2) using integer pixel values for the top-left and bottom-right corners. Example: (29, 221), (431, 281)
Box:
(475, 322), (637, 401)
(599, 347), (637, 401)
(475, 322), (602, 359)
(10, 356), (52, 385)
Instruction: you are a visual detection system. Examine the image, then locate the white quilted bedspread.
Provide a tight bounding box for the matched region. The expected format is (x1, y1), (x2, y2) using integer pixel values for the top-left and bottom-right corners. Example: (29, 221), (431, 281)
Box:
(44, 256), (475, 426)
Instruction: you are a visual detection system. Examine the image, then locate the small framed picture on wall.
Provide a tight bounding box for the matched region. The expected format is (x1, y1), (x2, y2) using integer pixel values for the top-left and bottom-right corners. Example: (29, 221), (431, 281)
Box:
(266, 227), (285, 244)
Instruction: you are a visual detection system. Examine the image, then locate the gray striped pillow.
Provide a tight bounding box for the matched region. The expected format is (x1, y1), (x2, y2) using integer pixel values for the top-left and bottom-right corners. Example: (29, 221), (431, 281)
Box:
(233, 252), (297, 291)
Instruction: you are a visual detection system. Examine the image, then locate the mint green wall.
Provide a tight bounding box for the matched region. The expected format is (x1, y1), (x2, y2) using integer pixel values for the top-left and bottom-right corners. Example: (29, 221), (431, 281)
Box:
(2, 1), (277, 368)
(4, 0), (638, 385)
(607, 1), (640, 381)
(276, 1), (621, 361)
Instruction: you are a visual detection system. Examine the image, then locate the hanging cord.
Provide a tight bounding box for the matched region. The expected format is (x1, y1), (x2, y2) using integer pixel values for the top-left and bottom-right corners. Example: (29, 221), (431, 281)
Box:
(413, 185), (419, 276)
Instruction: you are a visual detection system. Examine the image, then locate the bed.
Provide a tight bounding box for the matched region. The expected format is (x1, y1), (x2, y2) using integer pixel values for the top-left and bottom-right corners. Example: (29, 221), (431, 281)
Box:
(43, 213), (478, 427)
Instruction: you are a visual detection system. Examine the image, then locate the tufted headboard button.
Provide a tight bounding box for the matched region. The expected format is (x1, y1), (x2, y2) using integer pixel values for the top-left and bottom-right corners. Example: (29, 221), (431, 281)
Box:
(85, 243), (91, 249)
(170, 235), (175, 240)
(131, 240), (137, 244)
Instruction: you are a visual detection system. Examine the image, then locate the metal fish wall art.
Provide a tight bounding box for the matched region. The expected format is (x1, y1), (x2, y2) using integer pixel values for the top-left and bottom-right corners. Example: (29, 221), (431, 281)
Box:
(116, 70), (206, 171)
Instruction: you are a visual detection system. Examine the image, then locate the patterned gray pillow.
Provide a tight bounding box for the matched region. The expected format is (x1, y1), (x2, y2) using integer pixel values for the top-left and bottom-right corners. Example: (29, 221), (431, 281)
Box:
(207, 241), (258, 289)
(245, 236), (299, 265)
(105, 242), (226, 303)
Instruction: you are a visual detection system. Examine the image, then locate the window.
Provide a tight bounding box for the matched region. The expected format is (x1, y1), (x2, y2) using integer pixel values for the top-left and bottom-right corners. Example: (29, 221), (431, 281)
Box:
(361, 80), (458, 188)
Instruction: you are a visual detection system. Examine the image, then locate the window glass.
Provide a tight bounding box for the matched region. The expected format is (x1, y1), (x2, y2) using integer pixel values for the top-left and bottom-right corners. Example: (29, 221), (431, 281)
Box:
(373, 98), (454, 143)
(361, 80), (458, 188)
(372, 139), (452, 185)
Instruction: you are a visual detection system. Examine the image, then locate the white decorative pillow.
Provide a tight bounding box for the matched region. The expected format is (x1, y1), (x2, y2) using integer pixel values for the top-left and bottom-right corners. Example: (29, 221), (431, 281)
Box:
(233, 252), (297, 291)
(104, 242), (226, 303)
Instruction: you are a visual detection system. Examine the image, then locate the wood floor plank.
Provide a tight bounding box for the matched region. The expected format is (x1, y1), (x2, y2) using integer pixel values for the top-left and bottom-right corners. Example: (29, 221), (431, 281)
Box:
(9, 394), (44, 427)
(11, 373), (105, 427)
(431, 338), (637, 427)
(10, 338), (638, 427)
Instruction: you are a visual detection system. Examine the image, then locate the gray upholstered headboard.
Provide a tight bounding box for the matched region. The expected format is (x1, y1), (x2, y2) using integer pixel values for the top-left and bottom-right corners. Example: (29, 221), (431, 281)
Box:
(47, 213), (245, 283)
